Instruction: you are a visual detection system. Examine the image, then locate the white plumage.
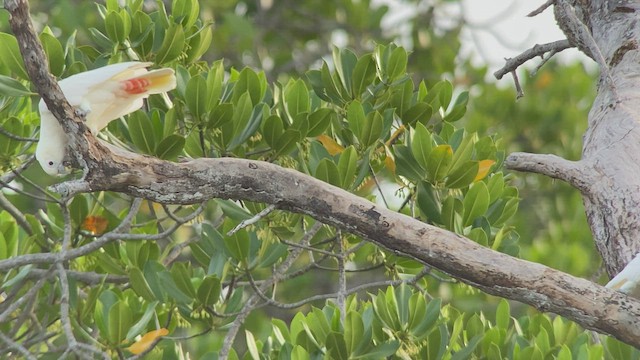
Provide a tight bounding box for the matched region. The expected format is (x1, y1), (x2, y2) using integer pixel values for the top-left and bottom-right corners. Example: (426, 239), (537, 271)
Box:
(35, 62), (176, 175)
(605, 253), (640, 297)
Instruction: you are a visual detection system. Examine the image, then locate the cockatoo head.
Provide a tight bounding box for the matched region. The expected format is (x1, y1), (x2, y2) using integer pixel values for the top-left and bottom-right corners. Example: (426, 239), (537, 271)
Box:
(35, 108), (71, 176)
(35, 140), (70, 176)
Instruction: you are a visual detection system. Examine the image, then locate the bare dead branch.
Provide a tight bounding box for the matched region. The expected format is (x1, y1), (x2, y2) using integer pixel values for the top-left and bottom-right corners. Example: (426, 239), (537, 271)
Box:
(494, 40), (572, 80)
(511, 71), (524, 99)
(528, 0), (555, 17)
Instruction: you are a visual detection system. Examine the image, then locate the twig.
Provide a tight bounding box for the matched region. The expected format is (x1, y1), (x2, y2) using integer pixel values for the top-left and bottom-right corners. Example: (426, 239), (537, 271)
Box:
(527, 0), (555, 17)
(0, 277), (48, 323)
(0, 192), (33, 235)
(494, 40), (572, 80)
(0, 126), (38, 142)
(0, 155), (34, 185)
(511, 71), (524, 99)
(227, 204), (277, 235)
(246, 265), (432, 309)
(336, 231), (347, 321)
(218, 222), (323, 360)
(0, 331), (37, 360)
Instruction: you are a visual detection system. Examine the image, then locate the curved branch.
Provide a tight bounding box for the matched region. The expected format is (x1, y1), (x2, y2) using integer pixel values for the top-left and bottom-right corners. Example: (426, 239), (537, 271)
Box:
(505, 152), (593, 194)
(494, 40), (573, 80)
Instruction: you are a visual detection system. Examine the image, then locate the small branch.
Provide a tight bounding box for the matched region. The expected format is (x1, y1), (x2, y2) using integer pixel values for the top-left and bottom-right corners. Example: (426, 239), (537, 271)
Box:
(511, 71), (524, 99)
(227, 204), (277, 235)
(0, 155), (34, 185)
(0, 277), (48, 323)
(336, 232), (347, 321)
(0, 331), (37, 360)
(527, 0), (555, 17)
(218, 222), (322, 360)
(0, 126), (38, 142)
(505, 152), (592, 193)
(0, 193), (33, 235)
(494, 40), (572, 80)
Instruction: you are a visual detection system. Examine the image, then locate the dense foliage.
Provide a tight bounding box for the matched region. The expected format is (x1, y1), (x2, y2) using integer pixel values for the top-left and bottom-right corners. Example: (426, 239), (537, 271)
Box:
(0, 0), (634, 358)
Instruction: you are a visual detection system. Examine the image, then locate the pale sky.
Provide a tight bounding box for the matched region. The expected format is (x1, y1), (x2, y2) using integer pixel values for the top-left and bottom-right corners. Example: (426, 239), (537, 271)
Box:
(460, 0), (585, 68)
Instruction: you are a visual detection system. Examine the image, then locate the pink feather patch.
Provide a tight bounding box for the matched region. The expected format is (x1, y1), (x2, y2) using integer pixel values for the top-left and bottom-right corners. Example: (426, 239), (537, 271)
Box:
(122, 78), (151, 94)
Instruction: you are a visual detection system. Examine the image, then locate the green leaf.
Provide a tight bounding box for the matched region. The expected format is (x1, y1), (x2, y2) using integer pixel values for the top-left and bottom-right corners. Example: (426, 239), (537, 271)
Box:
(315, 158), (342, 187)
(320, 62), (346, 104)
(107, 301), (132, 344)
(125, 301), (159, 341)
(337, 146), (358, 189)
(185, 75), (208, 120)
(273, 129), (302, 157)
(411, 122), (433, 170)
(206, 60), (225, 110)
(307, 108), (334, 137)
(233, 67), (262, 105)
(0, 75), (34, 97)
(393, 145), (425, 182)
(463, 182), (490, 227)
(417, 181), (441, 223)
(224, 230), (250, 262)
(496, 299), (510, 329)
(444, 91), (469, 122)
(326, 332), (349, 360)
(347, 100), (365, 144)
(442, 196), (463, 231)
(0, 33), (27, 79)
(262, 115), (284, 149)
(451, 335), (482, 360)
(128, 111), (156, 154)
(284, 79), (310, 119)
(129, 267), (156, 301)
(157, 270), (192, 304)
(386, 46), (408, 81)
(360, 111), (383, 148)
(449, 131), (476, 171)
(344, 311), (364, 354)
(402, 102), (432, 126)
(445, 161), (479, 189)
(207, 102), (234, 129)
(186, 25), (212, 63)
(227, 102), (266, 151)
(170, 262), (196, 298)
(333, 47), (357, 97)
(196, 275), (221, 306)
(39, 31), (65, 77)
(155, 23), (185, 64)
(351, 54), (376, 97)
(104, 10), (131, 44)
(155, 134), (185, 160)
(426, 145), (453, 182)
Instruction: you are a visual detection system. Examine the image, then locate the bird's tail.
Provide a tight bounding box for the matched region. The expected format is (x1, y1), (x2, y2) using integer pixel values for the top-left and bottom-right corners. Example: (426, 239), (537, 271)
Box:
(121, 68), (176, 96)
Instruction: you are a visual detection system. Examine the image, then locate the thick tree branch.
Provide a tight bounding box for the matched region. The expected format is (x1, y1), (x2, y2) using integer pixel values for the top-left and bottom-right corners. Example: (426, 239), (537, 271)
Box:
(8, 0), (640, 349)
(505, 152), (593, 194)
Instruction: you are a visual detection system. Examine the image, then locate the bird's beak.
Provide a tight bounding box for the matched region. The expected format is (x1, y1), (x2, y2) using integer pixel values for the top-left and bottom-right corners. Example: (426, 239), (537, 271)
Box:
(56, 163), (72, 176)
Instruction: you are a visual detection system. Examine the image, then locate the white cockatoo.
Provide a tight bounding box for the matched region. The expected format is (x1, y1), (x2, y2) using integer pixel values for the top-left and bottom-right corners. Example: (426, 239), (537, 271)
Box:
(35, 61), (176, 175)
(605, 253), (640, 298)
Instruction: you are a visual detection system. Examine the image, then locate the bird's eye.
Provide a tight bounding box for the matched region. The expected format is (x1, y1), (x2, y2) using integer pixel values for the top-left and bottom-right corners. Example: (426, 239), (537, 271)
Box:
(48, 161), (54, 166)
